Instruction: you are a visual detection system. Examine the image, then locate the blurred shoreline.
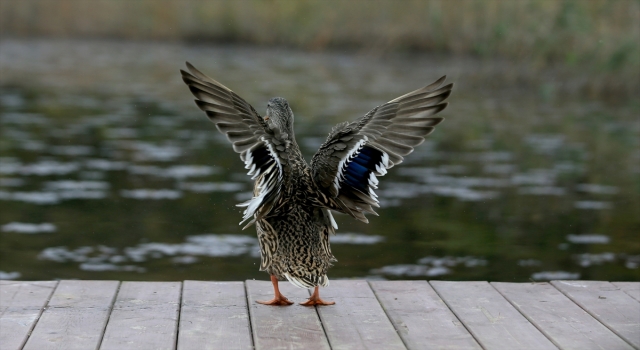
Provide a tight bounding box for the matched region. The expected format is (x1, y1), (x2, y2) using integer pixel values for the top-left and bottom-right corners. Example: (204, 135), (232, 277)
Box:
(1, 0), (638, 101)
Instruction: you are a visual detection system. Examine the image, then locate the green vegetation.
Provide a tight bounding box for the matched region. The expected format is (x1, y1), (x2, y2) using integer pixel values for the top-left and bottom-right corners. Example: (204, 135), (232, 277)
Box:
(2, 0), (638, 98)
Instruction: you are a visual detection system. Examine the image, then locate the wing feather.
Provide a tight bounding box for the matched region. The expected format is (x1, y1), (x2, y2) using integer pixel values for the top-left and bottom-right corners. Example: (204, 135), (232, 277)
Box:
(311, 76), (452, 222)
(181, 62), (284, 227)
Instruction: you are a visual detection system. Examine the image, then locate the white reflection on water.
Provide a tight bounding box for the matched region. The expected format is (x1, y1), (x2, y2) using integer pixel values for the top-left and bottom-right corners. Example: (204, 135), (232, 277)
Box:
(371, 264), (450, 277)
(330, 233), (384, 244)
(80, 263), (145, 273)
(511, 169), (556, 186)
(127, 164), (218, 178)
(418, 256), (488, 267)
(2, 222), (56, 233)
(574, 201), (612, 210)
(120, 189), (182, 200)
(132, 142), (182, 162)
(518, 259), (542, 266)
(0, 160), (80, 176)
(44, 180), (110, 191)
(526, 134), (565, 155)
(518, 186), (566, 196)
(574, 252), (616, 267)
(128, 235), (258, 260)
(38, 232), (385, 272)
(0, 93), (25, 108)
(0, 191), (60, 204)
(85, 159), (128, 171)
(566, 234), (610, 244)
(576, 184), (619, 195)
(379, 182), (498, 202)
(179, 182), (244, 193)
(623, 255), (640, 269)
(531, 271), (580, 281)
(0, 271), (21, 280)
(371, 255), (487, 277)
(46, 181), (109, 199)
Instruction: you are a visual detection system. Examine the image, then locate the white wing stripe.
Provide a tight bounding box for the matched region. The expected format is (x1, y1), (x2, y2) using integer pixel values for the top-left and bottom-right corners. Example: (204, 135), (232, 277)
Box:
(327, 210), (338, 230)
(369, 172), (379, 189)
(237, 137), (283, 225)
(333, 136), (368, 193)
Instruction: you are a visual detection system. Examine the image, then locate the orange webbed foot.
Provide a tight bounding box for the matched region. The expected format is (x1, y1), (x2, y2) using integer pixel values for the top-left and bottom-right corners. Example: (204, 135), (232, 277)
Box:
(257, 275), (294, 306)
(300, 286), (335, 306)
(299, 298), (335, 306)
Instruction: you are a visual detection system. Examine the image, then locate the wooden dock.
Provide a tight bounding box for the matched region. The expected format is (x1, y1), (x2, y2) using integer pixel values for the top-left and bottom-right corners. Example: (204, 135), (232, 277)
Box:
(1, 280), (638, 350)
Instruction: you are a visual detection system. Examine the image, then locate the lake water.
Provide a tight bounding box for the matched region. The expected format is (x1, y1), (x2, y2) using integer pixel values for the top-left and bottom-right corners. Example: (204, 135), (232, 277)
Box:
(1, 39), (638, 283)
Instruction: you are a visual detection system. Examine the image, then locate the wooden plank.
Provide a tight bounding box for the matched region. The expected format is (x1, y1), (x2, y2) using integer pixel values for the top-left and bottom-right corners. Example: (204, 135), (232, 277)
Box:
(0, 281), (58, 350)
(177, 281), (252, 350)
(493, 282), (633, 350)
(310, 280), (405, 349)
(245, 280), (330, 350)
(370, 280), (481, 350)
(551, 280), (640, 349)
(430, 281), (557, 350)
(23, 280), (119, 350)
(100, 281), (181, 350)
(611, 282), (640, 303)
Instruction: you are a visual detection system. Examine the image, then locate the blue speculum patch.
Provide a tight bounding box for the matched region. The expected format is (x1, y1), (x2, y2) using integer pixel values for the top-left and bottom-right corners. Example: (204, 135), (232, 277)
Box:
(343, 146), (382, 193)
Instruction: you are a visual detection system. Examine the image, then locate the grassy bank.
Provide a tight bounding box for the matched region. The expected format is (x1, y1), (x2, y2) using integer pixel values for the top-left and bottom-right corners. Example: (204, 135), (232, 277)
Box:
(1, 0), (639, 98)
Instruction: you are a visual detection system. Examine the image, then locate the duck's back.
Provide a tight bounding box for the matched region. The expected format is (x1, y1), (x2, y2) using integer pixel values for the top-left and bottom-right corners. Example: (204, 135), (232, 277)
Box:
(255, 161), (336, 288)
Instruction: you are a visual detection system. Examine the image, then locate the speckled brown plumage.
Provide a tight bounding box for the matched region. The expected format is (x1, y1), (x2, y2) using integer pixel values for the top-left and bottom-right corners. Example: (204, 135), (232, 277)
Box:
(180, 62), (452, 304)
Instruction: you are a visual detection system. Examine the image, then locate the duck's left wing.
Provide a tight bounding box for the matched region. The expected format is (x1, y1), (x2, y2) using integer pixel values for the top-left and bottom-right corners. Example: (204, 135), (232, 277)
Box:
(311, 77), (452, 223)
(180, 62), (284, 228)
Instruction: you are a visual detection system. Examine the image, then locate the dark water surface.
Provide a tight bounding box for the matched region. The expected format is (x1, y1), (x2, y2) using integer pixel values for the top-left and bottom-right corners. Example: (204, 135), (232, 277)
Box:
(1, 39), (638, 282)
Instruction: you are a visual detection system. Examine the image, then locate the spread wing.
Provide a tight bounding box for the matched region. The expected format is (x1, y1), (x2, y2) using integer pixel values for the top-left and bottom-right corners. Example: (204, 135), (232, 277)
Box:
(311, 76), (452, 223)
(180, 62), (283, 227)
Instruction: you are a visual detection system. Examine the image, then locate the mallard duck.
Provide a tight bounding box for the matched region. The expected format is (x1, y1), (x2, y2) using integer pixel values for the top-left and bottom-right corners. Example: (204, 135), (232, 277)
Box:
(180, 62), (452, 306)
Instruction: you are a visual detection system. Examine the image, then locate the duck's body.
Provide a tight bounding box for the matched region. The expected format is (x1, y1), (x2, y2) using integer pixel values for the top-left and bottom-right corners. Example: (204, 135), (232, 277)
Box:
(180, 63), (452, 305)
(256, 158), (336, 289)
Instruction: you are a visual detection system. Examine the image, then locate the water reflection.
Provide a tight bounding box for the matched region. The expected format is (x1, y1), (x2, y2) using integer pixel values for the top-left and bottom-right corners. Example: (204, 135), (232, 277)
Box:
(371, 256), (487, 278)
(2, 222), (56, 234)
(0, 40), (638, 282)
(37, 233), (388, 275)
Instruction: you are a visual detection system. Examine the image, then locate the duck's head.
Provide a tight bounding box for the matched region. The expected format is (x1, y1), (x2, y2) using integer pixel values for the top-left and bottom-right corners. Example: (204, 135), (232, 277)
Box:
(265, 97), (294, 135)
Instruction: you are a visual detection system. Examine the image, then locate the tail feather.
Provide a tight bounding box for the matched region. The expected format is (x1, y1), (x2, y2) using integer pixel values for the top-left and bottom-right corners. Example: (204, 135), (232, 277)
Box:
(284, 272), (329, 289)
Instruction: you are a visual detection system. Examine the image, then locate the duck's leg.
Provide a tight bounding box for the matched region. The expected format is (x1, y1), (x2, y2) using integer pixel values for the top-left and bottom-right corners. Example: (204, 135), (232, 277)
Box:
(300, 286), (335, 306)
(256, 275), (294, 306)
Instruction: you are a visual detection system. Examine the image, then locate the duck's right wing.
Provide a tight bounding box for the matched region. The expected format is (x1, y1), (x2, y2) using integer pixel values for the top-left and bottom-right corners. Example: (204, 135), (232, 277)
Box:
(180, 62), (284, 227)
(311, 77), (452, 223)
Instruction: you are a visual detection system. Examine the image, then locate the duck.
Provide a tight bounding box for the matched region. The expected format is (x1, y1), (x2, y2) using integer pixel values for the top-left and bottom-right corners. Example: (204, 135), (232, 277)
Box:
(180, 62), (452, 306)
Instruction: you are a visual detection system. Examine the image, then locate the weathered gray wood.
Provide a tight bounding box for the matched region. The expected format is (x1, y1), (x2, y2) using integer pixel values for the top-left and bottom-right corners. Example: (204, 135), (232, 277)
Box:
(551, 280), (640, 349)
(246, 280), (330, 350)
(177, 281), (252, 350)
(0, 281), (58, 350)
(100, 281), (181, 350)
(611, 282), (640, 303)
(493, 282), (633, 350)
(310, 280), (405, 349)
(23, 280), (119, 350)
(430, 281), (557, 350)
(370, 280), (481, 350)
